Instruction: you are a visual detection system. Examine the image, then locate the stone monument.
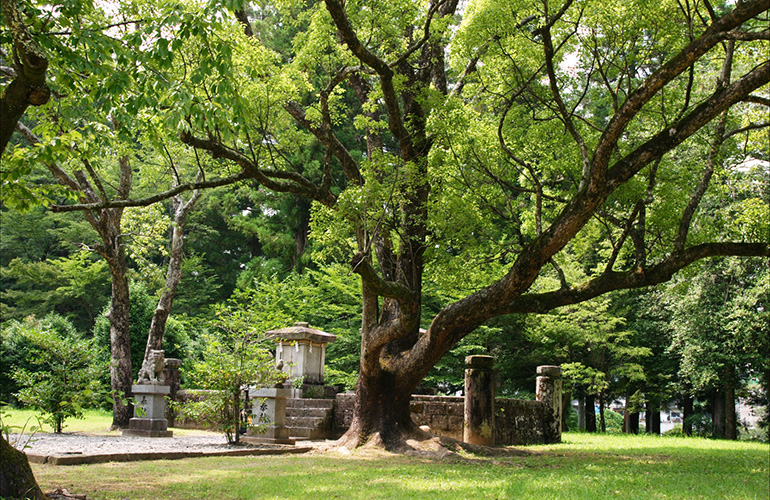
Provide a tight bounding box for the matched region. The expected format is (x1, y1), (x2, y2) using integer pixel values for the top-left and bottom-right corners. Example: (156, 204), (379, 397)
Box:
(123, 350), (173, 437)
(244, 385), (294, 445)
(267, 322), (336, 397)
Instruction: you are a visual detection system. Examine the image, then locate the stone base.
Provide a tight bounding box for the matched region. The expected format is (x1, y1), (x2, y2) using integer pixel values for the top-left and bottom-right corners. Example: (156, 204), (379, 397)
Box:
(122, 418), (173, 438)
(246, 423), (294, 444)
(241, 435), (296, 446)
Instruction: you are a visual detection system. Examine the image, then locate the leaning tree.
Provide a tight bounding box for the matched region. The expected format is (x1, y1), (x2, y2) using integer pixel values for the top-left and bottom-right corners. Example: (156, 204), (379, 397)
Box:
(165, 0), (769, 449)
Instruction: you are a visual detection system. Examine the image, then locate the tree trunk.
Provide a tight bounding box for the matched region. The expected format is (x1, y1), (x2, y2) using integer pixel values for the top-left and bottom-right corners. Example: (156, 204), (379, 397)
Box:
(585, 394), (597, 433)
(577, 393), (586, 430)
(0, 435), (48, 500)
(682, 395), (694, 436)
(724, 385), (737, 440)
(0, 0), (50, 157)
(599, 392), (606, 433)
(646, 398), (661, 435)
(107, 258), (133, 428)
(337, 366), (419, 450)
(143, 192), (199, 362)
(232, 390), (241, 445)
(562, 391), (571, 432)
(712, 388), (726, 438)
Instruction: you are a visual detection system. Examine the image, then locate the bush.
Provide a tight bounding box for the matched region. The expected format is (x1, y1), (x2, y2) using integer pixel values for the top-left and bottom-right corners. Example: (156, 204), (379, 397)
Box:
(5, 314), (105, 433)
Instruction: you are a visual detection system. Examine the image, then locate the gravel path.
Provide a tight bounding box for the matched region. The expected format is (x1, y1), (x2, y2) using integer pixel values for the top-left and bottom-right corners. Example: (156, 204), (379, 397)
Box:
(11, 431), (233, 456)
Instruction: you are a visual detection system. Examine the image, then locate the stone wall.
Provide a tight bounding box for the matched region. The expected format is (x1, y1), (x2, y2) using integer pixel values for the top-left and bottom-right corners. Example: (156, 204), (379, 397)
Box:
(170, 389), (220, 430)
(333, 393), (554, 445)
(495, 398), (549, 445)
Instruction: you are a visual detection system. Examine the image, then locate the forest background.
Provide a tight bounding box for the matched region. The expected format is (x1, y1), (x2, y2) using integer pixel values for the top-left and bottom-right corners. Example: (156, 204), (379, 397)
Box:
(1, 0), (768, 445)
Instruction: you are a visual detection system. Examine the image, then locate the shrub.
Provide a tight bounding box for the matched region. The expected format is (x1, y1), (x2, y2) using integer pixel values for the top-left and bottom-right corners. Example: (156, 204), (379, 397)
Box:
(6, 314), (104, 433)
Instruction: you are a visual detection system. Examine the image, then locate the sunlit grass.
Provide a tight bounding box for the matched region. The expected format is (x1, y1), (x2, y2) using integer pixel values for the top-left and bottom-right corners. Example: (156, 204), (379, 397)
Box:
(29, 432), (769, 500)
(2, 407), (218, 437)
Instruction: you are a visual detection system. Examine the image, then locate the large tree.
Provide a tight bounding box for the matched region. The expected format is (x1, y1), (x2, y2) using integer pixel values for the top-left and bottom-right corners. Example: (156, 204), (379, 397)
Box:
(167, 0), (769, 449)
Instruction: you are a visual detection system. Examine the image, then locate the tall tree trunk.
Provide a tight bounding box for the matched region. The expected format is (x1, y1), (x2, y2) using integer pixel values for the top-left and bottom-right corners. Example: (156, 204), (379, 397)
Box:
(724, 384), (737, 440)
(585, 394), (597, 432)
(682, 394), (694, 436)
(562, 391), (571, 432)
(712, 388), (726, 438)
(599, 391), (606, 433)
(624, 393), (640, 434)
(143, 192), (200, 362)
(0, 435), (47, 500)
(577, 393), (586, 430)
(652, 399), (662, 435)
(646, 397), (661, 435)
(106, 254), (133, 428)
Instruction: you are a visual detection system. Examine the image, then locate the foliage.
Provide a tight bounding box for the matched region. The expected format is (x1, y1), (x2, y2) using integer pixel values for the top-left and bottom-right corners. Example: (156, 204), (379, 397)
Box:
(0, 404), (42, 451)
(4, 315), (104, 433)
(175, 294), (288, 444)
(93, 282), (194, 381)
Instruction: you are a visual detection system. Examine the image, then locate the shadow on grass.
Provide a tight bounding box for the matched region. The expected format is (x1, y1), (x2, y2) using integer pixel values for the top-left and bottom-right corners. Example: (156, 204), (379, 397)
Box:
(33, 437), (769, 500)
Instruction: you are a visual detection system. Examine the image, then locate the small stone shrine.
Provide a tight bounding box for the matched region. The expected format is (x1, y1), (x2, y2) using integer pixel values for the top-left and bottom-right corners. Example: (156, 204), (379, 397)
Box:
(267, 322), (336, 396)
(122, 349), (173, 437)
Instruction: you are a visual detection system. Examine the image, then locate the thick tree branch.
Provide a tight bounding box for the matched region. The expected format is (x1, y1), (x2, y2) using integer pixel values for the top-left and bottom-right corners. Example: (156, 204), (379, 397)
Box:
(180, 132), (337, 206)
(744, 95), (770, 107)
(592, 0), (769, 183)
(285, 100), (363, 185)
(351, 253), (419, 303)
(0, 0), (50, 157)
(504, 243), (770, 314)
(323, 0), (415, 159)
(607, 58), (770, 190)
(50, 172), (248, 212)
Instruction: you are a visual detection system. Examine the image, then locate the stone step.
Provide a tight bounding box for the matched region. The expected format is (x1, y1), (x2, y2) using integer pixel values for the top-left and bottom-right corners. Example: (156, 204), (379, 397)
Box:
(287, 398), (335, 409)
(287, 416), (329, 428)
(288, 426), (328, 439)
(286, 407), (330, 418)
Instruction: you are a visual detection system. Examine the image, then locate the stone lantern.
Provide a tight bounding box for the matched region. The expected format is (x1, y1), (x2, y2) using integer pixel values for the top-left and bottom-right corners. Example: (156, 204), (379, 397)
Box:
(267, 322), (336, 395)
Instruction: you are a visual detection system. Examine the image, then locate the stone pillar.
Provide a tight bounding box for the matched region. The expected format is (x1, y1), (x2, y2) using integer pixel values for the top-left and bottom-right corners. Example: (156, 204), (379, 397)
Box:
(163, 358), (182, 427)
(536, 365), (562, 444)
(245, 387), (294, 445)
(463, 355), (495, 446)
(123, 384), (173, 437)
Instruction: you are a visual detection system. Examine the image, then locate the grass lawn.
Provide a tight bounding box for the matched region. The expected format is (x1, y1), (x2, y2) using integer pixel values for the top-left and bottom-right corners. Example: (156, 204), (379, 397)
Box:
(27, 432), (769, 500)
(2, 407), (214, 437)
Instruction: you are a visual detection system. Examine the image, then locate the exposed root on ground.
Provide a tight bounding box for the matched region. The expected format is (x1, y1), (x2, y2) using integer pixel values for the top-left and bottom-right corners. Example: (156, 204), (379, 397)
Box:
(47, 488), (87, 500)
(311, 427), (532, 462)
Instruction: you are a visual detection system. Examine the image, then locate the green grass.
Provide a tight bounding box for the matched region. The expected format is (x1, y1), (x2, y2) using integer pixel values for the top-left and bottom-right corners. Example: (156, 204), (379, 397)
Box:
(2, 407), (217, 437)
(2, 407), (115, 434)
(27, 432), (769, 500)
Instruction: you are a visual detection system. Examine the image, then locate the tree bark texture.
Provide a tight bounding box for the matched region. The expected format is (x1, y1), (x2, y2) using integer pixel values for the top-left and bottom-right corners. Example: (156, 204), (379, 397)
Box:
(724, 385), (737, 440)
(561, 392), (571, 432)
(585, 394), (597, 433)
(712, 389), (726, 438)
(682, 395), (694, 436)
(0, 0), (50, 157)
(143, 191), (200, 362)
(104, 245), (133, 428)
(0, 435), (47, 500)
